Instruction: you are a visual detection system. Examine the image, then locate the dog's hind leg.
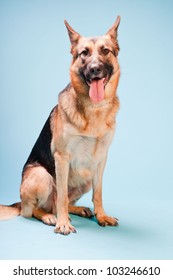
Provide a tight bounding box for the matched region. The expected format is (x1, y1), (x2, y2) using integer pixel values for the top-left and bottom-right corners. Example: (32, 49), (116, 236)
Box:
(20, 166), (56, 225)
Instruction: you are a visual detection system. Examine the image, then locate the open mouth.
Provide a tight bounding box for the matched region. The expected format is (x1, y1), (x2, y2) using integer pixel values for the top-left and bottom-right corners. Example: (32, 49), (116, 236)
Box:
(86, 76), (108, 87)
(86, 76), (108, 103)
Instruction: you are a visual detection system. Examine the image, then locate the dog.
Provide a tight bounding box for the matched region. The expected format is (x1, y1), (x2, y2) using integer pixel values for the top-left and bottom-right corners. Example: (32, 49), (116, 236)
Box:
(0, 17), (121, 235)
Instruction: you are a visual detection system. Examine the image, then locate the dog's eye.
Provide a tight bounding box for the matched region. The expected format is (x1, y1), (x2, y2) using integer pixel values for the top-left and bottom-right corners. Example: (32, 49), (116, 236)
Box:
(102, 48), (110, 55)
(80, 49), (89, 57)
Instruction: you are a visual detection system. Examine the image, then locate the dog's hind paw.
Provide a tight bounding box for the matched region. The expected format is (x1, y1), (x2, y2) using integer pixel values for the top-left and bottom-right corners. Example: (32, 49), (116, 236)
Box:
(80, 207), (94, 218)
(69, 205), (94, 218)
(97, 215), (119, 227)
(42, 214), (57, 226)
(54, 221), (76, 235)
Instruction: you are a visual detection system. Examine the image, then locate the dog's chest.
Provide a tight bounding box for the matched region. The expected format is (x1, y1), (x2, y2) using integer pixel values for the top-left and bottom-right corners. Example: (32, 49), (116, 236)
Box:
(70, 135), (103, 163)
(67, 132), (113, 182)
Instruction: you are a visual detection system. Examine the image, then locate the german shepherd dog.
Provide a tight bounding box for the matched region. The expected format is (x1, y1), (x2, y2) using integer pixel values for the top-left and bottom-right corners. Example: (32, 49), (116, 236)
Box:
(0, 17), (121, 235)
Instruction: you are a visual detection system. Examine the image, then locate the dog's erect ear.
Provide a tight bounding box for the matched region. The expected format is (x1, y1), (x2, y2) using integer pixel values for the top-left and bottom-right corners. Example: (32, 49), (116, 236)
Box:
(106, 16), (121, 39)
(64, 20), (81, 46)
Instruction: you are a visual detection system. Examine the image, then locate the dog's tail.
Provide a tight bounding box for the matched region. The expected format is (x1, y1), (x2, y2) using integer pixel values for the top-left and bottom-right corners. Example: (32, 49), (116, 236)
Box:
(0, 202), (21, 220)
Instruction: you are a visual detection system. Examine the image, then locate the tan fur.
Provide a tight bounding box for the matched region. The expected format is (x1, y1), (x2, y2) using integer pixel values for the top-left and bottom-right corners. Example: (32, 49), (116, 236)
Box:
(0, 17), (121, 234)
(0, 203), (21, 220)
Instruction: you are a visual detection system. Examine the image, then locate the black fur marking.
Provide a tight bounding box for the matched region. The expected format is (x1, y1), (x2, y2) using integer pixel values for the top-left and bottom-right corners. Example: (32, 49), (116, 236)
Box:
(79, 62), (113, 84)
(23, 107), (56, 178)
(79, 67), (87, 84)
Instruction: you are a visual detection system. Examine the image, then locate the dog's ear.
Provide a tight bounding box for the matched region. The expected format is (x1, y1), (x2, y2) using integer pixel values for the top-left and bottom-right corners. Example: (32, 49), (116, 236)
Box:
(106, 16), (120, 39)
(106, 16), (120, 55)
(64, 20), (81, 46)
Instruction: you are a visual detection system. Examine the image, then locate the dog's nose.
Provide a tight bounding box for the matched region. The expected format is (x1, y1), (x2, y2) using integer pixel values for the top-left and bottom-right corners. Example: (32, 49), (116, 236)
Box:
(89, 66), (101, 76)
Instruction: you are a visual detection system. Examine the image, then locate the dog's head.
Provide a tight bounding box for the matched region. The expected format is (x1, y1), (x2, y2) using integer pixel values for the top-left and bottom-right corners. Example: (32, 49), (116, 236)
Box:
(65, 17), (120, 103)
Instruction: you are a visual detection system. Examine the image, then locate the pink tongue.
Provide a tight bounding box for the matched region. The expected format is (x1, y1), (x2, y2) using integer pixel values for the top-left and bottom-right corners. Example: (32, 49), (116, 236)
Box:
(89, 78), (105, 103)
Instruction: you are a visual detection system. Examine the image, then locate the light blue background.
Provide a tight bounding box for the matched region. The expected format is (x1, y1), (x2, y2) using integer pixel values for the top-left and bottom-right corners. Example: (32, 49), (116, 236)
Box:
(0, 0), (173, 259)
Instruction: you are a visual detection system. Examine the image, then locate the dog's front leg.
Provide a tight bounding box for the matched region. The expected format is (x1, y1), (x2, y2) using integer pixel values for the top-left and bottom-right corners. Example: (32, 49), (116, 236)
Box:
(54, 152), (76, 235)
(92, 157), (119, 227)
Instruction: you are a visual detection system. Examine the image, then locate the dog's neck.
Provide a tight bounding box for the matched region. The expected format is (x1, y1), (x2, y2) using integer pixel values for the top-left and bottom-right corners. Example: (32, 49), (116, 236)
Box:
(59, 82), (119, 137)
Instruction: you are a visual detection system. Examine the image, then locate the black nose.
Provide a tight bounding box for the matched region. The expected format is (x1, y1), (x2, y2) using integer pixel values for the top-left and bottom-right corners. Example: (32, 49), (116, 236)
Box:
(89, 66), (101, 76)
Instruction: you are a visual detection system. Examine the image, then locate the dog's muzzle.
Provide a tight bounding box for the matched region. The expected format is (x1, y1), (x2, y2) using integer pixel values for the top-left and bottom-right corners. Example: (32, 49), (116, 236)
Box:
(83, 63), (107, 103)
(85, 62), (106, 83)
(79, 61), (113, 103)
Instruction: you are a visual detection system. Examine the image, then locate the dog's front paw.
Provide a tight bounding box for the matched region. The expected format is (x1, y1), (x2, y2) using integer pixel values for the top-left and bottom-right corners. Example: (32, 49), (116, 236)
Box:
(54, 221), (76, 235)
(97, 215), (119, 227)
